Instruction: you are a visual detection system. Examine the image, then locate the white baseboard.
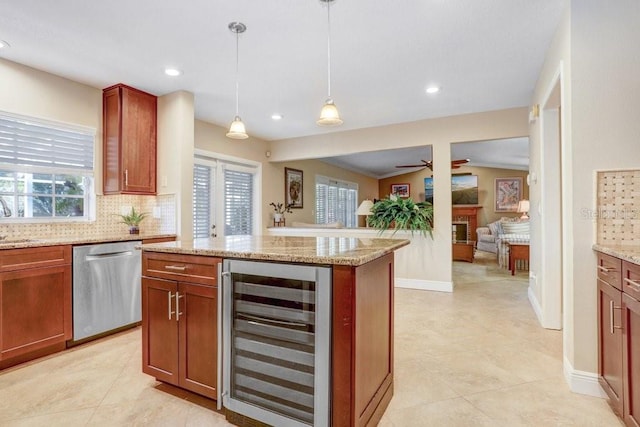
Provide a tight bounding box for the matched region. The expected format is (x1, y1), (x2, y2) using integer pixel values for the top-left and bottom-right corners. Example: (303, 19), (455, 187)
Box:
(528, 286), (544, 325)
(563, 356), (607, 398)
(395, 278), (453, 293)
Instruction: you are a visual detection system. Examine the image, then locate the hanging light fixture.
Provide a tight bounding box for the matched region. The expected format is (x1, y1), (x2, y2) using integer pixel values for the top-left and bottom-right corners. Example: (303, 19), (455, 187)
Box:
(226, 22), (248, 139)
(317, 0), (343, 126)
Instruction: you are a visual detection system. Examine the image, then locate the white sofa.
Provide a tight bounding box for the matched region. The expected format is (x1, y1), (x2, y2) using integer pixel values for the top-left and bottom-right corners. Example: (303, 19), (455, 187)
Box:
(476, 218), (530, 268)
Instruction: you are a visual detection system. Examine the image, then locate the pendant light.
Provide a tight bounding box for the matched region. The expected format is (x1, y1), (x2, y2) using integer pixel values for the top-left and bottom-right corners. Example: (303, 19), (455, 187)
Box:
(317, 0), (343, 126)
(226, 22), (248, 139)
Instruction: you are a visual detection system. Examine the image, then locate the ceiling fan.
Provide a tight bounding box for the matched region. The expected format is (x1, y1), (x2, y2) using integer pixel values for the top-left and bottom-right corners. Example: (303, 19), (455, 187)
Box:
(395, 158), (470, 171)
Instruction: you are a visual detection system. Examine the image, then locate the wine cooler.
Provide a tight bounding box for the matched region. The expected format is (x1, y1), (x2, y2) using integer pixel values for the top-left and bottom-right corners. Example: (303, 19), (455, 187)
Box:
(221, 260), (331, 427)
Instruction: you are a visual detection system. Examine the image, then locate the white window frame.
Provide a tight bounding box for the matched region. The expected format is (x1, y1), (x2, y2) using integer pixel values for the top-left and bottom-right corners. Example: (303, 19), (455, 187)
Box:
(193, 149), (262, 238)
(0, 111), (96, 223)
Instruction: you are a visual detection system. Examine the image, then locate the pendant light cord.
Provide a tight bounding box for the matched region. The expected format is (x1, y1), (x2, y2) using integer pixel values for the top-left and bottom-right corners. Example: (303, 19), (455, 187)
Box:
(326, 1), (332, 99)
(235, 29), (240, 116)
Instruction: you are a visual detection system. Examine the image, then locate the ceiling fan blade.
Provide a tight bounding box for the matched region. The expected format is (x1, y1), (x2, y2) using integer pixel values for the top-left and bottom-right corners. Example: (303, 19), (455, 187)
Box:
(451, 158), (470, 165)
(396, 164), (426, 168)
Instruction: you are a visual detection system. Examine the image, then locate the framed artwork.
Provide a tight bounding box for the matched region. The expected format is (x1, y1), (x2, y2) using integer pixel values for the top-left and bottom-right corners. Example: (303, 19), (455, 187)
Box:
(285, 167), (303, 208)
(495, 177), (523, 212)
(390, 183), (410, 198)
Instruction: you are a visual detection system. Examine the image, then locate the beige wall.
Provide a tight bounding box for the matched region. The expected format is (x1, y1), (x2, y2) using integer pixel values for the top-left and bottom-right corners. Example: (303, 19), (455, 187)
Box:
(0, 58), (103, 190)
(569, 1), (640, 375)
(193, 120), (377, 231)
(158, 92), (195, 239)
(270, 108), (530, 290)
(531, 0), (640, 385)
(267, 159), (379, 227)
(379, 166), (529, 227)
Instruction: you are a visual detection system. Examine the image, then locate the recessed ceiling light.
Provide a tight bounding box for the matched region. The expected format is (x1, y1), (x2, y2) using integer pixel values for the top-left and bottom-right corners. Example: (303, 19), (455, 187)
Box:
(425, 86), (440, 94)
(0, 40), (10, 49)
(271, 114), (283, 120)
(164, 68), (182, 77)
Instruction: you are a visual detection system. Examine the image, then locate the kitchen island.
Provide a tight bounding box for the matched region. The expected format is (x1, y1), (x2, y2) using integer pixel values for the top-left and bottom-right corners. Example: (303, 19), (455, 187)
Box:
(140, 235), (409, 427)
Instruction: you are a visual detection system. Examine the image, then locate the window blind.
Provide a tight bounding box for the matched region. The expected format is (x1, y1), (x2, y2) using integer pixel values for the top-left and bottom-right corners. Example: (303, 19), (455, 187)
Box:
(193, 164), (211, 238)
(224, 169), (253, 235)
(0, 112), (95, 172)
(315, 175), (358, 227)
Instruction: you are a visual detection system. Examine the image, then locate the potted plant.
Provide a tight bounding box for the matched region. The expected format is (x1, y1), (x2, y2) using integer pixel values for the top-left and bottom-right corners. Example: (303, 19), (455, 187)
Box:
(367, 194), (434, 237)
(118, 207), (148, 234)
(269, 202), (292, 223)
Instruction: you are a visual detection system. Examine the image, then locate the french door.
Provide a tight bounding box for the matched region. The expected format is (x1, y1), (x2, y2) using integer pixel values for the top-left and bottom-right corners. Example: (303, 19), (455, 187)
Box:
(193, 151), (261, 238)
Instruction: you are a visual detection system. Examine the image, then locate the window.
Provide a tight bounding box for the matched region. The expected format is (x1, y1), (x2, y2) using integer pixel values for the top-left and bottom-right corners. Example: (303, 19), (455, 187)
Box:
(315, 175), (358, 227)
(0, 111), (95, 221)
(193, 150), (261, 238)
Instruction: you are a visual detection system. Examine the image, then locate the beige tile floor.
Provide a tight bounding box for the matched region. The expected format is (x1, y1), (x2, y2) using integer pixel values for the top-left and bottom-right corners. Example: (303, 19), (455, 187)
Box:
(0, 252), (623, 426)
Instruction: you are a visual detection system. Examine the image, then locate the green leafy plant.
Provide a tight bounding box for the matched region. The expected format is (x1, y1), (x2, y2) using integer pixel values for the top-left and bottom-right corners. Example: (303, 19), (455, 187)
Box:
(367, 195), (433, 237)
(269, 202), (293, 215)
(118, 207), (148, 227)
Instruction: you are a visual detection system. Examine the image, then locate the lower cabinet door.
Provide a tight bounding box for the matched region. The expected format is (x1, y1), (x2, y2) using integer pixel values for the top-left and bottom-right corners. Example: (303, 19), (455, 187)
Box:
(142, 277), (179, 384)
(178, 282), (217, 399)
(1, 265), (72, 361)
(623, 293), (640, 427)
(598, 279), (624, 415)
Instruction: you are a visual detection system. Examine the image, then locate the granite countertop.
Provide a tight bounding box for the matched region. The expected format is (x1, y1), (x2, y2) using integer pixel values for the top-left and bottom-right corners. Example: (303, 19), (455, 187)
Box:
(593, 244), (640, 265)
(0, 233), (176, 250)
(140, 235), (410, 266)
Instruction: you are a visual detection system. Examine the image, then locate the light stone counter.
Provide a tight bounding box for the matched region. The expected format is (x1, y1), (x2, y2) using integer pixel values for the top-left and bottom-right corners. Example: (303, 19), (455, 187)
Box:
(0, 233), (176, 250)
(140, 235), (410, 266)
(592, 244), (640, 265)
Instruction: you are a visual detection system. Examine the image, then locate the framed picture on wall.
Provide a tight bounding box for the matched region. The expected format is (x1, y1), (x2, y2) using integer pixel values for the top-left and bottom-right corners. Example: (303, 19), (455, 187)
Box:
(285, 167), (303, 208)
(494, 177), (523, 212)
(390, 183), (410, 198)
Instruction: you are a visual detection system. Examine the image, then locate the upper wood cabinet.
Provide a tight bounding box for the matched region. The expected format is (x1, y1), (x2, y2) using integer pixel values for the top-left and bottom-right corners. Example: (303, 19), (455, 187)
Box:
(103, 84), (157, 195)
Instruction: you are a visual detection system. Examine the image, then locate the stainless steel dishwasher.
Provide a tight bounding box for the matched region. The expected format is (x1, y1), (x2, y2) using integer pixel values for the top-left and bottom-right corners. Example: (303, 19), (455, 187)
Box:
(72, 240), (142, 341)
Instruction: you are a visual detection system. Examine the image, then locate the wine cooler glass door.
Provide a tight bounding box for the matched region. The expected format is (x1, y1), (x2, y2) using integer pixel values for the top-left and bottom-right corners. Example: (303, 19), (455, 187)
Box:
(222, 260), (330, 427)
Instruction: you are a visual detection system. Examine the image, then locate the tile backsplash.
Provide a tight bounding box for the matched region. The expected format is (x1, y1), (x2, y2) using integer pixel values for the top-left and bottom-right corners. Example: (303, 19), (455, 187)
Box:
(596, 170), (640, 245)
(0, 194), (176, 239)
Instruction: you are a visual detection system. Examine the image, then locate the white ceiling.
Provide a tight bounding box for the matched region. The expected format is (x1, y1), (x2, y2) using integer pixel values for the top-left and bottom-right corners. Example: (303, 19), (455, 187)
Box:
(0, 1), (562, 175)
(321, 137), (530, 178)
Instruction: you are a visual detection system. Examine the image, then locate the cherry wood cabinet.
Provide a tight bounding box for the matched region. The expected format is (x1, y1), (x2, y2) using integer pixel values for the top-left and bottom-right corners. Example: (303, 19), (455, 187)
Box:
(103, 83), (157, 195)
(623, 261), (640, 427)
(332, 252), (394, 427)
(0, 246), (72, 369)
(597, 251), (640, 426)
(142, 253), (220, 399)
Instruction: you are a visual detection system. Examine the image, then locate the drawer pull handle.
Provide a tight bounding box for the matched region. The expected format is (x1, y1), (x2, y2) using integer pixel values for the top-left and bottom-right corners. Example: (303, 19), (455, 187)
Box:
(124, 169), (129, 186)
(597, 265), (614, 273)
(624, 277), (640, 291)
(165, 265), (187, 271)
(610, 300), (622, 334)
(168, 291), (175, 320)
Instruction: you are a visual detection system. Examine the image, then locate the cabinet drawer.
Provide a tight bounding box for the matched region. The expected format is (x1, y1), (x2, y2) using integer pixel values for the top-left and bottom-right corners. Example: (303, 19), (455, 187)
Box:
(143, 252), (219, 286)
(623, 261), (640, 301)
(597, 252), (623, 290)
(0, 246), (71, 272)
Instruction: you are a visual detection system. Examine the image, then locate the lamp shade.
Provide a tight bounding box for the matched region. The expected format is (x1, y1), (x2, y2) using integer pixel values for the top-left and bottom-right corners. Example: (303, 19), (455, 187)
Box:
(517, 200), (530, 219)
(317, 99), (343, 126)
(226, 116), (248, 139)
(356, 199), (374, 215)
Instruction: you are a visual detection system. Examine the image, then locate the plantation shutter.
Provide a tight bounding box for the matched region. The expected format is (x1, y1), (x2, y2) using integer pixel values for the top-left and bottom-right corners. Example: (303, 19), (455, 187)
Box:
(315, 175), (358, 227)
(0, 111), (94, 173)
(224, 169), (253, 235)
(193, 164), (212, 238)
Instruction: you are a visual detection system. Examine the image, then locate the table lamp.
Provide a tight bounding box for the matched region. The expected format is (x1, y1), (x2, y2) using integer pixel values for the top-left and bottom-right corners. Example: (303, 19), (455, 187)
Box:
(517, 200), (530, 219)
(356, 200), (374, 227)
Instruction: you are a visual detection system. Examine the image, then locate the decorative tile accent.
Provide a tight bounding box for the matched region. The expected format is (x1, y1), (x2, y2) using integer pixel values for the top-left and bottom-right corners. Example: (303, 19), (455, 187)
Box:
(0, 194), (176, 240)
(596, 170), (640, 246)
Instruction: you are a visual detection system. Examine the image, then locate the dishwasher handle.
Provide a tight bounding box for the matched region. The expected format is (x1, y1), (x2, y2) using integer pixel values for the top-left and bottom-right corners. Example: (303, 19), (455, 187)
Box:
(84, 250), (134, 261)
